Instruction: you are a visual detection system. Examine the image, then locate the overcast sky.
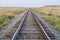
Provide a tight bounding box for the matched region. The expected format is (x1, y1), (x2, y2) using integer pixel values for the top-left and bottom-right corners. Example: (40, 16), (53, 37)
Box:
(0, 0), (60, 7)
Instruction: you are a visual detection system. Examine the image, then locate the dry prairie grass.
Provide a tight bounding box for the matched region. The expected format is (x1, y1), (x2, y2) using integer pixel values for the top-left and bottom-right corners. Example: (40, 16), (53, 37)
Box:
(0, 8), (26, 29)
(33, 6), (60, 31)
(34, 8), (60, 16)
(0, 8), (26, 15)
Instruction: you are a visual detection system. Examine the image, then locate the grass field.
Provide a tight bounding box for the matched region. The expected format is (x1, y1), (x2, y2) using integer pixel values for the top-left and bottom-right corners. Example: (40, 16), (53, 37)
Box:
(33, 6), (60, 31)
(0, 8), (25, 29)
(41, 15), (60, 31)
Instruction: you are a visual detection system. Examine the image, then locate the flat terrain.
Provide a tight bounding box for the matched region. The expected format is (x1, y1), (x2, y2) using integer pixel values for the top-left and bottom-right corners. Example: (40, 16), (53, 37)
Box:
(0, 8), (25, 29)
(0, 8), (25, 40)
(33, 5), (60, 31)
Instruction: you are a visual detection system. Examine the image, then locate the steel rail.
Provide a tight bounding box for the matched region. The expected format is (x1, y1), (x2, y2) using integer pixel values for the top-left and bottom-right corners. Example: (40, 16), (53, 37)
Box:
(11, 10), (51, 40)
(31, 10), (51, 40)
(11, 11), (28, 40)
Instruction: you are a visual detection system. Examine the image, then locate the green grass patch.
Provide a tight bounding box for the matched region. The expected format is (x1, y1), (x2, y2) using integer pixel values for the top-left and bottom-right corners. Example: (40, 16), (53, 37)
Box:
(33, 9), (60, 31)
(0, 8), (25, 29)
(0, 15), (14, 29)
(41, 14), (60, 31)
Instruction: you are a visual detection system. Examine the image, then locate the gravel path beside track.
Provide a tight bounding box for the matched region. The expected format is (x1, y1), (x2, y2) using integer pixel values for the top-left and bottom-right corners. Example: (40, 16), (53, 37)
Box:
(0, 12), (25, 40)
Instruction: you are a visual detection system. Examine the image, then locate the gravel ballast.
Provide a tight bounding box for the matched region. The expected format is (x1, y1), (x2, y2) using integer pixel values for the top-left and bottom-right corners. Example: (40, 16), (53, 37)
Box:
(0, 12), (26, 40)
(35, 12), (60, 40)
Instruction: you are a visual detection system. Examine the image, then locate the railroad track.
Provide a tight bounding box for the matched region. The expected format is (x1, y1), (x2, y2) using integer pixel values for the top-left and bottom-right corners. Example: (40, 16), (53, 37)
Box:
(11, 10), (55, 40)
